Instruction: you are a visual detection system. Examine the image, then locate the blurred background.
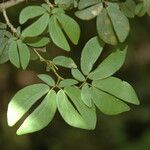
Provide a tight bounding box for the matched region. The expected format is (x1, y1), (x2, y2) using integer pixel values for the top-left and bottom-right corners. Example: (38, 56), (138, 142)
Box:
(0, 1), (150, 150)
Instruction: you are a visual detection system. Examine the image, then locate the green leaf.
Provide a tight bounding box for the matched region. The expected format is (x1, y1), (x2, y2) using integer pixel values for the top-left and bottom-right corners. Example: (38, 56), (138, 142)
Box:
(0, 22), (7, 29)
(22, 13), (49, 37)
(54, 0), (75, 9)
(19, 6), (46, 24)
(52, 8), (65, 14)
(81, 36), (104, 75)
(107, 3), (130, 43)
(16, 90), (57, 135)
(71, 69), (85, 82)
(56, 13), (80, 45)
(65, 86), (97, 129)
(25, 37), (50, 48)
(0, 37), (9, 64)
(81, 83), (92, 107)
(41, 4), (51, 12)
(75, 3), (103, 20)
(8, 40), (20, 68)
(53, 56), (77, 68)
(135, 3), (146, 17)
(7, 84), (50, 127)
(17, 40), (30, 69)
(91, 87), (130, 115)
(58, 79), (78, 87)
(119, 0), (136, 18)
(49, 15), (70, 51)
(56, 90), (88, 129)
(38, 74), (55, 86)
(78, 0), (100, 10)
(88, 48), (127, 80)
(96, 8), (117, 45)
(92, 77), (140, 105)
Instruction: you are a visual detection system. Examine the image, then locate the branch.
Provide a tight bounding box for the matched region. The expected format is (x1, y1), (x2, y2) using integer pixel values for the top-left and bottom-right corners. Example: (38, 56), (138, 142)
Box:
(2, 9), (17, 34)
(0, 0), (26, 11)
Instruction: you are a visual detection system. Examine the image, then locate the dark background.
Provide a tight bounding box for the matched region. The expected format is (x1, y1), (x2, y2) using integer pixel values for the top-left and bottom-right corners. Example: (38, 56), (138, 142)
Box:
(0, 1), (150, 150)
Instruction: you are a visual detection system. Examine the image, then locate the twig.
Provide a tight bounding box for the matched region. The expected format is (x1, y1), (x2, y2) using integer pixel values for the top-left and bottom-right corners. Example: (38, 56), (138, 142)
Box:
(2, 9), (17, 35)
(33, 48), (64, 81)
(44, 0), (54, 8)
(0, 0), (26, 11)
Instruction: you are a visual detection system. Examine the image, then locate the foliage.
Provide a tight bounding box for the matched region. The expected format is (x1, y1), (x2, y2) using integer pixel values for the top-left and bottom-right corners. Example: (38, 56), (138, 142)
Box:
(1, 0), (149, 135)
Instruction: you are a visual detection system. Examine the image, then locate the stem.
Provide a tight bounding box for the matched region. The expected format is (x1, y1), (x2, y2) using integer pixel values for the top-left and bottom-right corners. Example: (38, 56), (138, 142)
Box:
(0, 0), (26, 11)
(33, 48), (64, 81)
(2, 9), (17, 36)
(45, 0), (54, 8)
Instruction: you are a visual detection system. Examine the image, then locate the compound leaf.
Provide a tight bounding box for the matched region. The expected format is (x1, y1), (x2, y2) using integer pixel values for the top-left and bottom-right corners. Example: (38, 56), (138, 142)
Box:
(93, 77), (140, 105)
(17, 90), (57, 135)
(89, 48), (127, 80)
(19, 6), (46, 24)
(65, 87), (97, 129)
(56, 13), (80, 45)
(49, 15), (70, 51)
(7, 84), (50, 127)
(91, 87), (130, 115)
(56, 90), (88, 129)
(22, 13), (49, 37)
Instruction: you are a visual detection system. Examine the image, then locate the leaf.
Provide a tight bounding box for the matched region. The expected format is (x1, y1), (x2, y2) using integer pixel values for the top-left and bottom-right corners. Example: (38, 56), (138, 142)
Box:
(81, 36), (104, 75)
(16, 90), (57, 135)
(65, 86), (97, 129)
(75, 3), (103, 20)
(19, 6), (46, 24)
(96, 8), (117, 45)
(135, 3), (146, 17)
(38, 74), (55, 86)
(41, 4), (51, 12)
(119, 0), (136, 18)
(22, 13), (49, 37)
(17, 40), (30, 69)
(88, 48), (127, 80)
(91, 87), (130, 115)
(92, 77), (140, 105)
(49, 15), (70, 51)
(71, 69), (85, 82)
(56, 13), (80, 44)
(54, 0), (75, 9)
(58, 79), (78, 87)
(25, 37), (50, 48)
(52, 8), (65, 14)
(0, 37), (9, 64)
(8, 40), (20, 68)
(7, 84), (50, 127)
(78, 0), (100, 10)
(53, 56), (77, 68)
(107, 3), (130, 43)
(56, 90), (88, 129)
(0, 22), (7, 29)
(81, 83), (92, 107)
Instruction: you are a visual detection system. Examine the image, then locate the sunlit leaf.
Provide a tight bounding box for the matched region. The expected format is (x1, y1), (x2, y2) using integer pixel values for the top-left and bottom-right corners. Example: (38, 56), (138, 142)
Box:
(17, 90), (57, 135)
(7, 84), (50, 126)
(93, 77), (140, 105)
